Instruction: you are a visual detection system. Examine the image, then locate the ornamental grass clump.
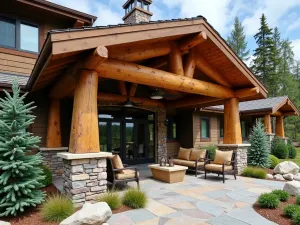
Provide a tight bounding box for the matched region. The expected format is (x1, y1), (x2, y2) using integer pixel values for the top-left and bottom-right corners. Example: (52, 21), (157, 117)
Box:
(271, 189), (290, 201)
(258, 193), (280, 209)
(284, 204), (300, 218)
(242, 167), (267, 179)
(122, 188), (147, 209)
(97, 191), (121, 210)
(41, 194), (75, 222)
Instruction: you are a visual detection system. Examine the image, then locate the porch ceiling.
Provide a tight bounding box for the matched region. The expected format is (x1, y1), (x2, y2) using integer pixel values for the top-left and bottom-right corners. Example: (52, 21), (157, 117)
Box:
(27, 16), (267, 106)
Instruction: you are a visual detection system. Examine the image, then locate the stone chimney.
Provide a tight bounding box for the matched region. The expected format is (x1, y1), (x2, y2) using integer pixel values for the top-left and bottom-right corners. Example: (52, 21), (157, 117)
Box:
(123, 0), (153, 24)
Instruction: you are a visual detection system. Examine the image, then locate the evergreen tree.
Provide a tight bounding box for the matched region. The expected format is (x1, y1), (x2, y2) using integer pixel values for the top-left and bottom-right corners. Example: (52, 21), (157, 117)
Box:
(252, 14), (273, 90)
(248, 121), (270, 168)
(0, 80), (45, 216)
(227, 16), (250, 61)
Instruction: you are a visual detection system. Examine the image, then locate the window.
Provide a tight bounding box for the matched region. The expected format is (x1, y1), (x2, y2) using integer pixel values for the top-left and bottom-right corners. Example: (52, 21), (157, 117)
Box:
(219, 118), (224, 138)
(167, 118), (178, 140)
(0, 16), (39, 53)
(201, 117), (210, 140)
(137, 0), (142, 8)
(241, 121), (248, 139)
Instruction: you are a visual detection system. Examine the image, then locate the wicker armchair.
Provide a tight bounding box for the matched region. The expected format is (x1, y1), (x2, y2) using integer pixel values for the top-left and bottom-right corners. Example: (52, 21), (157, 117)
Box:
(204, 150), (236, 183)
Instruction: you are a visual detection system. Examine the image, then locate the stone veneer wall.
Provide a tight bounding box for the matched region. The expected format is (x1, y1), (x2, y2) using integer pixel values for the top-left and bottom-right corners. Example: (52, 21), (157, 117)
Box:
(124, 9), (151, 24)
(217, 144), (250, 175)
(40, 148), (68, 177)
(62, 158), (107, 207)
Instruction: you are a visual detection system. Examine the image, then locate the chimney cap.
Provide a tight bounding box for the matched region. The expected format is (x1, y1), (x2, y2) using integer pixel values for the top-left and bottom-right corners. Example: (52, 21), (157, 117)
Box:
(123, 0), (152, 9)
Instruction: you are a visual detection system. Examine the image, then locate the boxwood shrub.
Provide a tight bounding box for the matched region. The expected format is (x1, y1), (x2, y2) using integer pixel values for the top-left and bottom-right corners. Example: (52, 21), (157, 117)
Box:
(272, 141), (288, 159)
(242, 167), (267, 179)
(271, 189), (290, 202)
(268, 155), (279, 169)
(288, 144), (297, 159)
(284, 204), (300, 218)
(258, 193), (280, 209)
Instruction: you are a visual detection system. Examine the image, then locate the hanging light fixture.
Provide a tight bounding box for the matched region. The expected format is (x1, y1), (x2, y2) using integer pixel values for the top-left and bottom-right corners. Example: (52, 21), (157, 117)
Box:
(151, 89), (164, 100)
(119, 98), (140, 108)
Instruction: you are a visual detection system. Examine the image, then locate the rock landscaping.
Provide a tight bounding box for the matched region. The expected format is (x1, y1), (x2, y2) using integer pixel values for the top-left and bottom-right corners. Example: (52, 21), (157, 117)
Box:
(284, 181), (300, 196)
(267, 161), (300, 182)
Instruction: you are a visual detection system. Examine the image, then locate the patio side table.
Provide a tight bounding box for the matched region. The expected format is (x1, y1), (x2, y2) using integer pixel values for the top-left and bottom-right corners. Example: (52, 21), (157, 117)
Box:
(148, 164), (188, 183)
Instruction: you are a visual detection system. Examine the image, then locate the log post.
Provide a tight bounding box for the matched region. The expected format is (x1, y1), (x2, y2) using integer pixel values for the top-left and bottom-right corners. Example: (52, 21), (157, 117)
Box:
(223, 98), (242, 144)
(169, 41), (184, 76)
(264, 114), (272, 134)
(275, 116), (285, 138)
(46, 99), (62, 148)
(69, 70), (100, 153)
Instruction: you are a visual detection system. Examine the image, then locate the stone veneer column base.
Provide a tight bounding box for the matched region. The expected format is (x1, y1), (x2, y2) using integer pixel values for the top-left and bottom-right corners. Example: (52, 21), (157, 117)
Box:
(217, 144), (250, 175)
(57, 152), (112, 207)
(40, 147), (68, 177)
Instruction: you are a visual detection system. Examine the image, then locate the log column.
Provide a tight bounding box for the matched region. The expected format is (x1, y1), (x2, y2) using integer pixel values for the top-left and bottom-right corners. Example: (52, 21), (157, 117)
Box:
(264, 114), (272, 134)
(46, 99), (62, 148)
(69, 70), (100, 153)
(223, 98), (242, 144)
(276, 116), (285, 138)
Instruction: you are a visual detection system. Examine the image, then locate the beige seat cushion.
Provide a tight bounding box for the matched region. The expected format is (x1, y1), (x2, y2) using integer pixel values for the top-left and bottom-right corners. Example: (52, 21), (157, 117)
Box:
(213, 150), (233, 165)
(205, 164), (233, 172)
(190, 149), (206, 161)
(112, 155), (124, 170)
(177, 147), (192, 160)
(173, 159), (204, 167)
(115, 169), (139, 180)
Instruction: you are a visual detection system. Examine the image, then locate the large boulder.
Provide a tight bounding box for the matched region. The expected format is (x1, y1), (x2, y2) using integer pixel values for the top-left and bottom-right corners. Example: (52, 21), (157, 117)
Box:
(274, 161), (299, 175)
(60, 202), (112, 225)
(294, 173), (300, 181)
(284, 181), (300, 196)
(266, 174), (274, 179)
(283, 173), (294, 181)
(0, 222), (11, 225)
(274, 174), (285, 180)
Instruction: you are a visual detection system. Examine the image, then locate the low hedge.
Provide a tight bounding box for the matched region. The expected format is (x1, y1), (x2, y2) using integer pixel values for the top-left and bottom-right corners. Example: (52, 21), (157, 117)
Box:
(258, 193), (280, 209)
(271, 189), (290, 202)
(242, 167), (267, 179)
(284, 204), (300, 218)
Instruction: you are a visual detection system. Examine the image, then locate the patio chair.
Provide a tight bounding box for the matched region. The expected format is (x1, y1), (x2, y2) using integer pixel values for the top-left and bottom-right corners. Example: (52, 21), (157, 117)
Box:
(173, 147), (208, 177)
(106, 155), (139, 190)
(204, 150), (236, 183)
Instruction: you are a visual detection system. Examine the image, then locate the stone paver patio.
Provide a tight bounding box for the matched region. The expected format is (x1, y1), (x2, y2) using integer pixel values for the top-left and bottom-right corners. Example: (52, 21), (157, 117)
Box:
(106, 168), (283, 225)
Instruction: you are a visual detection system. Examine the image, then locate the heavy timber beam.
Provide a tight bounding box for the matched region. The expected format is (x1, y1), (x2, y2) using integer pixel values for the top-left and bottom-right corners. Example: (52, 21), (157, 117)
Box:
(272, 111), (283, 116)
(95, 59), (235, 99)
(224, 98), (242, 144)
(180, 31), (207, 52)
(129, 83), (138, 97)
(169, 41), (184, 76)
(184, 50), (196, 78)
(84, 46), (108, 70)
(98, 93), (165, 108)
(275, 116), (285, 138)
(195, 56), (232, 87)
(264, 114), (272, 134)
(235, 87), (259, 99)
(69, 70), (100, 153)
(46, 99), (62, 148)
(119, 81), (127, 96)
(167, 96), (220, 108)
(109, 42), (171, 62)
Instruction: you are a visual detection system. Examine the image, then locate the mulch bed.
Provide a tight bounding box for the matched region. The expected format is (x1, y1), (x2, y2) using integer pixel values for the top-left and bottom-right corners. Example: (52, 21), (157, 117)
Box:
(253, 197), (296, 225)
(2, 185), (132, 225)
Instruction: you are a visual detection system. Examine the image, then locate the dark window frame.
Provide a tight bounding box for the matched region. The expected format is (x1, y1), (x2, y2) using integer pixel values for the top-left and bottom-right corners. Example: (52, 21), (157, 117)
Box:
(200, 117), (211, 141)
(241, 120), (248, 139)
(167, 118), (178, 140)
(0, 14), (39, 54)
(218, 117), (224, 139)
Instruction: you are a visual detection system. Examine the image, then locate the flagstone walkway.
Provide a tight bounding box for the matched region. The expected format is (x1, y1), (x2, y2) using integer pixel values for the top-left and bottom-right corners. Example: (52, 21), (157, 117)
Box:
(107, 173), (284, 225)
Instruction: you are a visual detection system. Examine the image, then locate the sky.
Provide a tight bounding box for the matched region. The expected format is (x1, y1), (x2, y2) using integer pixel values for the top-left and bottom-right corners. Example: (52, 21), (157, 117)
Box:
(48, 0), (300, 63)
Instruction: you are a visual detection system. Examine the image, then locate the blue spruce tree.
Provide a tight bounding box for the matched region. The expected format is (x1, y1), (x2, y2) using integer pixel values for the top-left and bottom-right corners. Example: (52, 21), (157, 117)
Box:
(248, 121), (270, 168)
(0, 80), (45, 216)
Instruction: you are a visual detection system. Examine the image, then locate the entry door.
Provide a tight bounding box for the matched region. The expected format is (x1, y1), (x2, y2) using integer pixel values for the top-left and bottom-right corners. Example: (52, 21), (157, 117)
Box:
(124, 121), (154, 164)
(99, 121), (121, 154)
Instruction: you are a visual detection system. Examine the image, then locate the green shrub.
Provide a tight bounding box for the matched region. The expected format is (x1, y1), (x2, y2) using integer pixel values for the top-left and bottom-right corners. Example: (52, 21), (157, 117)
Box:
(296, 196), (300, 205)
(242, 167), (267, 179)
(284, 204), (300, 218)
(97, 192), (121, 210)
(271, 189), (290, 201)
(40, 165), (53, 187)
(269, 155), (280, 169)
(248, 121), (270, 168)
(271, 136), (283, 154)
(258, 193), (280, 208)
(122, 188), (147, 209)
(288, 144), (297, 159)
(293, 211), (300, 225)
(205, 145), (217, 160)
(271, 137), (288, 159)
(41, 195), (75, 222)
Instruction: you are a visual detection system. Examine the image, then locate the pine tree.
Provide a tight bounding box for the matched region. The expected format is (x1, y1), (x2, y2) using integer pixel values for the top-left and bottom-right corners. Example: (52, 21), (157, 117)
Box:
(252, 14), (273, 90)
(227, 16), (250, 61)
(248, 121), (270, 168)
(0, 80), (45, 216)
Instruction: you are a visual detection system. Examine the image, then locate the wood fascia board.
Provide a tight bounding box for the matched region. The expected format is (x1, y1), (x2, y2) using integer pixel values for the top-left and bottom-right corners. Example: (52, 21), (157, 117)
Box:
(200, 24), (268, 98)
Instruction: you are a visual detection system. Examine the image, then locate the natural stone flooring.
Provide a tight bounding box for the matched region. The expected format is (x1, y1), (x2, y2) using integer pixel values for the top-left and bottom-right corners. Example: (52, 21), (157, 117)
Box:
(107, 173), (283, 225)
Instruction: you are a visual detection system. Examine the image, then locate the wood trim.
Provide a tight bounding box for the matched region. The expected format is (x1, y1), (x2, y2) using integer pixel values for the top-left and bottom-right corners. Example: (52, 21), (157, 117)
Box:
(0, 47), (38, 59)
(200, 116), (211, 142)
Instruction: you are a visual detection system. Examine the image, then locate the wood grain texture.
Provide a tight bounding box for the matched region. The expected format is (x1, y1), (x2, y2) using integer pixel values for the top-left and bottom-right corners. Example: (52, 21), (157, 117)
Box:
(69, 70), (100, 153)
(264, 114), (272, 134)
(235, 87), (259, 99)
(167, 95), (219, 108)
(180, 31), (207, 51)
(119, 81), (127, 96)
(169, 41), (184, 76)
(96, 59), (235, 99)
(275, 116), (285, 138)
(129, 83), (138, 97)
(84, 46), (108, 70)
(223, 98), (242, 144)
(184, 50), (196, 78)
(46, 99), (62, 148)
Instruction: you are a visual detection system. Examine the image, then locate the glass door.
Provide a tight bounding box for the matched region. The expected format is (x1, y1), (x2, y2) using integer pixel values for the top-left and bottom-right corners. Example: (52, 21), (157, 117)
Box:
(99, 120), (121, 154)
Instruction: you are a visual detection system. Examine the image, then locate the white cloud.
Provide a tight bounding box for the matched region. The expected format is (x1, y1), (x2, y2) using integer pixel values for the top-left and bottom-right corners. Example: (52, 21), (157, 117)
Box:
(287, 18), (300, 32)
(292, 39), (300, 60)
